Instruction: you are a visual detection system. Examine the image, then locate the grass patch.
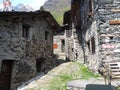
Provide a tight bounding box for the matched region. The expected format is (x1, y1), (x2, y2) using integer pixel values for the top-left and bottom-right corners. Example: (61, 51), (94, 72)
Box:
(80, 64), (99, 79)
(48, 74), (73, 90)
(43, 62), (99, 90)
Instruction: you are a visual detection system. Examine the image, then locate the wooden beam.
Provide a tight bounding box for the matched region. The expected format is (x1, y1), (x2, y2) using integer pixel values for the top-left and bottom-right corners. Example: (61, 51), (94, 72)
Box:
(109, 20), (120, 25)
(111, 9), (120, 12)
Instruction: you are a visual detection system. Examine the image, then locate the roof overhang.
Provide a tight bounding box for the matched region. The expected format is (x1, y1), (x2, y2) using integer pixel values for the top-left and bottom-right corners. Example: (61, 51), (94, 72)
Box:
(0, 11), (61, 33)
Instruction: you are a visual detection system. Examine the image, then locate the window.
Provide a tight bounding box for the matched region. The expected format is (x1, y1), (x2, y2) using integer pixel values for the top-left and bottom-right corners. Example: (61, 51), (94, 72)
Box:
(89, 0), (92, 13)
(91, 37), (95, 53)
(61, 39), (65, 53)
(87, 41), (90, 52)
(45, 31), (49, 40)
(22, 24), (30, 38)
(36, 58), (45, 73)
(110, 37), (113, 40)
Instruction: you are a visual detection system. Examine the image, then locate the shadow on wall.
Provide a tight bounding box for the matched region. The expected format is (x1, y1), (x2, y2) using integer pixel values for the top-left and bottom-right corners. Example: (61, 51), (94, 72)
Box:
(17, 54), (67, 90)
(85, 84), (116, 90)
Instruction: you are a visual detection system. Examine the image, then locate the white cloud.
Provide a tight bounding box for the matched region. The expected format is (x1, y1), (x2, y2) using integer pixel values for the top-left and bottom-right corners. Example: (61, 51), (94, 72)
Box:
(11, 0), (47, 10)
(28, 0), (46, 10)
(0, 3), (3, 10)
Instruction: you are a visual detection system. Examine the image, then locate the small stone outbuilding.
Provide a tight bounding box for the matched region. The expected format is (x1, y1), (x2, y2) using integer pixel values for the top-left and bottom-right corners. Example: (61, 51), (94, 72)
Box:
(0, 11), (60, 90)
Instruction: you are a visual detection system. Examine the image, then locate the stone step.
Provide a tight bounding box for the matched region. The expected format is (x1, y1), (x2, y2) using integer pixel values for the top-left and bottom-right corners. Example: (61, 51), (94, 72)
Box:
(112, 76), (120, 79)
(112, 72), (120, 76)
(109, 63), (120, 69)
(111, 60), (120, 63)
(85, 84), (116, 90)
(111, 69), (120, 72)
(105, 62), (120, 80)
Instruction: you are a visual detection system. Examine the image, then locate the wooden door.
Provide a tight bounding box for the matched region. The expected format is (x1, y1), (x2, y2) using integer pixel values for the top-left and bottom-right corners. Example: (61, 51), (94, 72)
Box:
(0, 60), (12, 90)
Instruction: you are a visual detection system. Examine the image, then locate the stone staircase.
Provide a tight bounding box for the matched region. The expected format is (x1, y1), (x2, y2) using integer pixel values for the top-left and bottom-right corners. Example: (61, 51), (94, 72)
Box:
(109, 62), (120, 79)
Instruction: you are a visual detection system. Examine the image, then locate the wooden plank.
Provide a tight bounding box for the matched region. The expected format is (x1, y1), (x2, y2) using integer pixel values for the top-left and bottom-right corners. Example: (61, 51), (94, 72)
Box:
(109, 20), (120, 25)
(111, 9), (120, 12)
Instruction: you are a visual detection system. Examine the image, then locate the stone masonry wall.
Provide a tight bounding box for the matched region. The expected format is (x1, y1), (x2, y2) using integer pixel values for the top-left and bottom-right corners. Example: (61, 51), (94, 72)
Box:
(65, 28), (84, 62)
(0, 16), (54, 90)
(78, 0), (120, 71)
(97, 0), (120, 63)
(67, 0), (100, 70)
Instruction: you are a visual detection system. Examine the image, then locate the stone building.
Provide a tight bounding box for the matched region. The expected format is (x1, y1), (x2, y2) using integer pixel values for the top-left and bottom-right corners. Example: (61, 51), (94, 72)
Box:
(0, 11), (60, 90)
(53, 32), (66, 59)
(64, 0), (120, 73)
(53, 11), (71, 60)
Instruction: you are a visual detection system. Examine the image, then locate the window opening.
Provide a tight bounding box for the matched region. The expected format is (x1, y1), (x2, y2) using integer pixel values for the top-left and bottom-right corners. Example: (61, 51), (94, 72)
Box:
(36, 58), (45, 73)
(91, 37), (95, 53)
(22, 24), (30, 38)
(45, 31), (49, 40)
(110, 37), (113, 40)
(61, 39), (65, 53)
(89, 0), (92, 13)
(87, 41), (90, 52)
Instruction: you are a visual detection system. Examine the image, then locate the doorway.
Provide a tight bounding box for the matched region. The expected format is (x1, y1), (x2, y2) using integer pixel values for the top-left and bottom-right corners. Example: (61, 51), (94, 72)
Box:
(36, 57), (46, 72)
(0, 60), (12, 90)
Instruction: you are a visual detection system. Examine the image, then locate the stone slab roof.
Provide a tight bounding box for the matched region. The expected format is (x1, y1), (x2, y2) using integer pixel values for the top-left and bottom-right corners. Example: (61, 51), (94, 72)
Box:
(0, 11), (60, 32)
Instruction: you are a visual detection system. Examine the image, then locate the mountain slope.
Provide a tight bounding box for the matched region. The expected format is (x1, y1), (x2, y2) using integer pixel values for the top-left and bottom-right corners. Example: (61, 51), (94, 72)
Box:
(42, 0), (71, 25)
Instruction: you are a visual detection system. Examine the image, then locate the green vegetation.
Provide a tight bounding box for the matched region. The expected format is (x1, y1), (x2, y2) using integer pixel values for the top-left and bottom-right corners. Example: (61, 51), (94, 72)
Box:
(36, 62), (99, 90)
(51, 7), (70, 25)
(80, 64), (99, 79)
(52, 12), (63, 25)
(48, 74), (73, 90)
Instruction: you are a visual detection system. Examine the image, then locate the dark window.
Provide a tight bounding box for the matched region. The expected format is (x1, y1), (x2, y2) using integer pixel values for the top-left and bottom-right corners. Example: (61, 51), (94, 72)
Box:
(61, 39), (65, 53)
(72, 48), (74, 52)
(36, 58), (45, 72)
(91, 37), (95, 53)
(22, 24), (30, 38)
(110, 37), (113, 40)
(87, 41), (90, 52)
(89, 0), (92, 13)
(45, 31), (49, 40)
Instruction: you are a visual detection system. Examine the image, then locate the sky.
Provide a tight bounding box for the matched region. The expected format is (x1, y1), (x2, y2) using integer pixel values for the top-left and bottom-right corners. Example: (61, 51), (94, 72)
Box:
(0, 0), (47, 10)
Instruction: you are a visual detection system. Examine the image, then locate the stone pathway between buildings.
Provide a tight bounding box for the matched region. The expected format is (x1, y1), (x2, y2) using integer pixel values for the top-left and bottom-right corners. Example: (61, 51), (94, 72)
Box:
(17, 62), (120, 90)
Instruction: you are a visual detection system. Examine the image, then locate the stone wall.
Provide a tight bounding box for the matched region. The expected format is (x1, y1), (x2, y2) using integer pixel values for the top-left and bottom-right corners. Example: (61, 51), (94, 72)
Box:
(0, 15), (54, 90)
(65, 0), (98, 65)
(97, 0), (120, 63)
(65, 29), (84, 62)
